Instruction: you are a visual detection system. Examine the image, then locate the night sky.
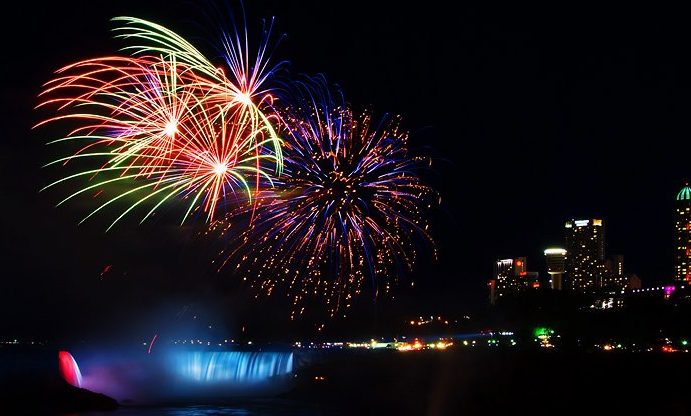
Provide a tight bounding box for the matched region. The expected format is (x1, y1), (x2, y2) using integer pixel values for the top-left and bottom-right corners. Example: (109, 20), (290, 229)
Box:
(2, 1), (690, 340)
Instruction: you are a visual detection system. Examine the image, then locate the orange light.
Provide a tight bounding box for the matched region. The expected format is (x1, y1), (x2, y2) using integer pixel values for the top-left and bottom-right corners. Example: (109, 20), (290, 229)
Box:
(435, 341), (453, 350)
(516, 260), (523, 267)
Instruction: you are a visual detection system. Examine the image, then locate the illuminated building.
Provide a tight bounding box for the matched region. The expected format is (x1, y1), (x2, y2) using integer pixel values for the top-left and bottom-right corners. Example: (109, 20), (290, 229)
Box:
(524, 271), (541, 289)
(611, 255), (624, 277)
(604, 254), (627, 289)
(564, 219), (607, 291)
(675, 183), (691, 282)
(544, 248), (566, 290)
(491, 257), (527, 303)
(590, 295), (624, 310)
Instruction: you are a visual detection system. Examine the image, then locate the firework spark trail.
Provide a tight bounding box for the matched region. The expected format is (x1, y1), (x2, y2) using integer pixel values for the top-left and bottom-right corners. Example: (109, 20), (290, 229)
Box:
(111, 16), (284, 173)
(36, 17), (284, 229)
(36, 12), (437, 319)
(214, 77), (437, 318)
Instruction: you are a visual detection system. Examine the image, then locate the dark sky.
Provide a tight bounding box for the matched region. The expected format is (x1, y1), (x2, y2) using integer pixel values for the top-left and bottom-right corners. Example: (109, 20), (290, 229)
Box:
(1, 1), (690, 341)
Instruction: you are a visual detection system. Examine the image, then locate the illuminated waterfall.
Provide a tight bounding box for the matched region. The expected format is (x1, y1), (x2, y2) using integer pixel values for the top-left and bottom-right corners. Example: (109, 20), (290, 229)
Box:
(171, 351), (294, 383)
(58, 351), (83, 388)
(75, 349), (295, 402)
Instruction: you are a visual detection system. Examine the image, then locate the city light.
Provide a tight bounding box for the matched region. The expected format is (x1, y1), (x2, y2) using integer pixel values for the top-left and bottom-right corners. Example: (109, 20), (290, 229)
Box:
(664, 285), (676, 298)
(533, 327), (555, 348)
(662, 345), (678, 353)
(396, 339), (424, 352)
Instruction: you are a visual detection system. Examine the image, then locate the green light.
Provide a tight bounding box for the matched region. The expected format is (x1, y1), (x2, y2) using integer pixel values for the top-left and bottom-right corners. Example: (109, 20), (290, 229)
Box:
(682, 340), (688, 346)
(533, 327), (554, 337)
(676, 186), (691, 201)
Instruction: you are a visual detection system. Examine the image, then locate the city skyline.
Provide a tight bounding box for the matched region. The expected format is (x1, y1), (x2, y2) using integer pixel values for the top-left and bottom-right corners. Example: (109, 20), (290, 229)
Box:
(489, 183), (691, 302)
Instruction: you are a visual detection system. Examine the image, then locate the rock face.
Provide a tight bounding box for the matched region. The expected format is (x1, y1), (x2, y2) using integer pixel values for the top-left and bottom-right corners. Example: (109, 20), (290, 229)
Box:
(0, 348), (118, 413)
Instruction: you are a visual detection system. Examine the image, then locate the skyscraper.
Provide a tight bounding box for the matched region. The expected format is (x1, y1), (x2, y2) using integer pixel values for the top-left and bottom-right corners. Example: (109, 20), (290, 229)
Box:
(604, 254), (626, 289)
(544, 248), (566, 290)
(611, 255), (624, 277)
(491, 257), (527, 303)
(565, 219), (606, 292)
(674, 183), (691, 282)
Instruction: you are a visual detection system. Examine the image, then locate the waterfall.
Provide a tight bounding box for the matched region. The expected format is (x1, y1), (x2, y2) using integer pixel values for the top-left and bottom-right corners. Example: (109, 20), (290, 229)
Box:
(171, 351), (294, 383)
(76, 349), (295, 402)
(58, 351), (82, 387)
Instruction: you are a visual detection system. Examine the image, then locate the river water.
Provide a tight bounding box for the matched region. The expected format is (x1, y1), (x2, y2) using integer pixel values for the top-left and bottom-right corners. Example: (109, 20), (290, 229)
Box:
(78, 401), (342, 416)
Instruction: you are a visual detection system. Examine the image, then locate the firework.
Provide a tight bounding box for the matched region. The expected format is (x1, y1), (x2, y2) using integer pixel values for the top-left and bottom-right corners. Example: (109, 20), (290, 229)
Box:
(111, 16), (284, 173)
(36, 17), (283, 229)
(216, 77), (436, 318)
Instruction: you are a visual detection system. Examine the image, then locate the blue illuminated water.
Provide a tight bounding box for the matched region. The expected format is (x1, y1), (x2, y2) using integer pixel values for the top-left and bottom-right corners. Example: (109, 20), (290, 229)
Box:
(75, 401), (341, 416)
(171, 352), (293, 383)
(77, 350), (296, 403)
